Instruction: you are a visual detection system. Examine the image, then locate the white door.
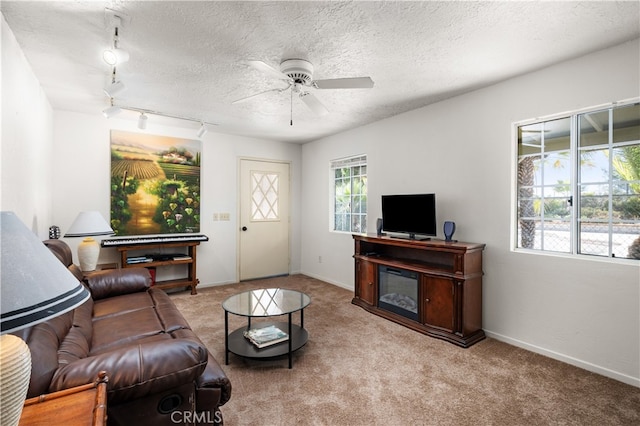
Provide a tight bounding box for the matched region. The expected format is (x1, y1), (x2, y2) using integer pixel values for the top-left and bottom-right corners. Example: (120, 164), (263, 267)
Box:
(239, 159), (290, 281)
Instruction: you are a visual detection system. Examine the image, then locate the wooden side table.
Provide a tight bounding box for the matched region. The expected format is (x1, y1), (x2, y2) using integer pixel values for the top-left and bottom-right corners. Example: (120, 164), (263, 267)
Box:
(19, 372), (108, 426)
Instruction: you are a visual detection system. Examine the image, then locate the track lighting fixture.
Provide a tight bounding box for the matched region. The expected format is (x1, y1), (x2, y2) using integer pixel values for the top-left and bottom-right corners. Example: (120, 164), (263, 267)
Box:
(103, 47), (129, 66)
(103, 104), (217, 137)
(137, 113), (148, 130)
(103, 15), (129, 66)
(102, 105), (122, 118)
(196, 123), (208, 138)
(103, 80), (126, 97)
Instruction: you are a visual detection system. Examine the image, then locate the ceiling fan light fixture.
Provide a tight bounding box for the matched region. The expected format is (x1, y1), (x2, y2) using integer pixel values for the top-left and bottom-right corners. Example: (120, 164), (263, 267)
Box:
(103, 80), (126, 97)
(102, 105), (122, 118)
(137, 113), (147, 129)
(299, 91), (329, 116)
(280, 59), (314, 85)
(237, 57), (374, 120)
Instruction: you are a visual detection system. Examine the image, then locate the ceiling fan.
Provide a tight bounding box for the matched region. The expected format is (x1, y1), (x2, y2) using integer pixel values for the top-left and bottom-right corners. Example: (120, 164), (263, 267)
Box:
(233, 59), (374, 121)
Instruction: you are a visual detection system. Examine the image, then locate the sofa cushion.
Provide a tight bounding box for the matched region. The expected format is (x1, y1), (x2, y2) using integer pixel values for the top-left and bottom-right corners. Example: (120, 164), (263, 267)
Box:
(85, 268), (151, 300)
(92, 291), (155, 319)
(50, 336), (209, 404)
(91, 306), (165, 354)
(90, 288), (194, 355)
(13, 310), (74, 397)
(57, 297), (94, 365)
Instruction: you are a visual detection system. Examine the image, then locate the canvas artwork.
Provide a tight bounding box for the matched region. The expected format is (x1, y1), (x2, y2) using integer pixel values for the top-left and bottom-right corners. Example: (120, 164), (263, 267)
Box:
(110, 130), (201, 236)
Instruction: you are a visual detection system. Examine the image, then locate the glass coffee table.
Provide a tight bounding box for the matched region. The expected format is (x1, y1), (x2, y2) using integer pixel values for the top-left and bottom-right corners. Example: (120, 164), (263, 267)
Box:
(222, 288), (311, 369)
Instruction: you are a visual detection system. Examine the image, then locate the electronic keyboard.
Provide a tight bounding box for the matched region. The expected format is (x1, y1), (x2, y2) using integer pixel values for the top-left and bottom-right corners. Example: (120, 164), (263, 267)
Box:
(101, 234), (209, 247)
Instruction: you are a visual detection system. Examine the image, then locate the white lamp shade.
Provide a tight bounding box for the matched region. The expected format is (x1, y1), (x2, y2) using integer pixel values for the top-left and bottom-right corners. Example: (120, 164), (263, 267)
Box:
(1, 211), (91, 334)
(65, 211), (113, 238)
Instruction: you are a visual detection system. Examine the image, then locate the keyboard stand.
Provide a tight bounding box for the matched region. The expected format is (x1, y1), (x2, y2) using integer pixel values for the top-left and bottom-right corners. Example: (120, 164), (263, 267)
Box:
(115, 240), (202, 295)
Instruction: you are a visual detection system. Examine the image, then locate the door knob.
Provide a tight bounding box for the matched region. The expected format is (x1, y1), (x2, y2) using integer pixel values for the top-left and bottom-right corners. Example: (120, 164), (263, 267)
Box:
(241, 226), (248, 231)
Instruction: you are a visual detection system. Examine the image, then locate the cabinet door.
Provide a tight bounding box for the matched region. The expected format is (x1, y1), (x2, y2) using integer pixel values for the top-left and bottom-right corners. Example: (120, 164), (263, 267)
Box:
(423, 276), (455, 333)
(356, 260), (376, 306)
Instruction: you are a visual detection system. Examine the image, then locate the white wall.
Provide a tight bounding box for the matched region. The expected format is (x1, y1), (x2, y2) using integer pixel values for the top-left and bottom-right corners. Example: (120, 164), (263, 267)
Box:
(301, 38), (640, 386)
(51, 112), (302, 286)
(1, 16), (54, 236)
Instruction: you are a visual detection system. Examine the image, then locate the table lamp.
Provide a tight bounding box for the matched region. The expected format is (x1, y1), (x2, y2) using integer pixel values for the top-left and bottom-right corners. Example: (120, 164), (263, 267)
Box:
(1, 211), (91, 426)
(64, 211), (114, 272)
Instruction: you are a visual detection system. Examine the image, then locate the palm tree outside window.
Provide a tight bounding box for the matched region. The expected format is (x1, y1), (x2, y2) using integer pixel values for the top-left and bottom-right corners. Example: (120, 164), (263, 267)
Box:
(516, 101), (640, 259)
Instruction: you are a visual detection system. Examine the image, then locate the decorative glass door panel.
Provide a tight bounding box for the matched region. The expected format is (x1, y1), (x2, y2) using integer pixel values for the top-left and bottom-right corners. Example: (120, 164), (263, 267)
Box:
(251, 171), (279, 221)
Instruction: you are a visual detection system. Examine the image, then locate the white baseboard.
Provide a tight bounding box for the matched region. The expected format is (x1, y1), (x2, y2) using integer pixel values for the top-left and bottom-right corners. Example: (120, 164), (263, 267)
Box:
(299, 271), (352, 291)
(485, 330), (640, 388)
(196, 280), (236, 289)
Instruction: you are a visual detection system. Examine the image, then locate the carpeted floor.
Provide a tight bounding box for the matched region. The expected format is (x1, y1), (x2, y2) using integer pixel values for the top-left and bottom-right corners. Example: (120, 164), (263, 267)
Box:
(171, 274), (640, 426)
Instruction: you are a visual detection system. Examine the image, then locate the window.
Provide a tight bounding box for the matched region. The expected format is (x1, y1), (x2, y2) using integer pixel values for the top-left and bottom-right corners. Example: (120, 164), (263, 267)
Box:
(250, 171), (279, 221)
(331, 155), (367, 233)
(516, 101), (640, 259)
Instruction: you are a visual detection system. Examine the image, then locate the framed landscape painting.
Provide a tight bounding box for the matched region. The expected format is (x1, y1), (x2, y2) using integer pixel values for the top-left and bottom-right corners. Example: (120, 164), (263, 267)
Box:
(110, 130), (201, 236)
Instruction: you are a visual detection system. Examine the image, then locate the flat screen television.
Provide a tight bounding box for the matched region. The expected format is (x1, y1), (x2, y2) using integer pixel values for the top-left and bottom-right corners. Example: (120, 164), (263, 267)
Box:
(381, 193), (436, 240)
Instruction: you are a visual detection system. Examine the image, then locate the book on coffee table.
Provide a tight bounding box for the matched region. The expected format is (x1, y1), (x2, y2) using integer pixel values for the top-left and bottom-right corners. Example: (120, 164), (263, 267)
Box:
(243, 325), (289, 348)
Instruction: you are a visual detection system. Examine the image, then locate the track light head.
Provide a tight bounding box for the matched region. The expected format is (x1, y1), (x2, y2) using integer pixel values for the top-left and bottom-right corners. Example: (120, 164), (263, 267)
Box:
(196, 123), (208, 138)
(103, 80), (126, 98)
(102, 105), (122, 118)
(137, 113), (148, 130)
(103, 47), (129, 66)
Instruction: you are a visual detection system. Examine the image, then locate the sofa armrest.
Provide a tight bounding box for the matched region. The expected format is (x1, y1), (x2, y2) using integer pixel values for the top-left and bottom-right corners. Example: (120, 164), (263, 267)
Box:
(195, 351), (232, 411)
(85, 268), (151, 300)
(50, 338), (207, 404)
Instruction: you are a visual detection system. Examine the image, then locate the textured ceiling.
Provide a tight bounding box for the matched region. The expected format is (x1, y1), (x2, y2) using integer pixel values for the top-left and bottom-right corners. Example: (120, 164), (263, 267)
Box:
(2, 1), (639, 143)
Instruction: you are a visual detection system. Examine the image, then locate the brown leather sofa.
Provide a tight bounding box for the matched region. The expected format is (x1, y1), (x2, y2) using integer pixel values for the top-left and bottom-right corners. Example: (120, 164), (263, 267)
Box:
(12, 239), (231, 425)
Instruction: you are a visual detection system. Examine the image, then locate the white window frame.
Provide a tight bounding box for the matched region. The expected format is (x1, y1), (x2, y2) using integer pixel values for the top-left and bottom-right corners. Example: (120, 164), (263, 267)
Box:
(330, 154), (367, 234)
(512, 98), (640, 262)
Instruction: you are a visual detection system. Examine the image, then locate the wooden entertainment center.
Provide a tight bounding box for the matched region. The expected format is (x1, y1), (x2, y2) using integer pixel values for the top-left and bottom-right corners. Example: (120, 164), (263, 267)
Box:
(352, 234), (485, 348)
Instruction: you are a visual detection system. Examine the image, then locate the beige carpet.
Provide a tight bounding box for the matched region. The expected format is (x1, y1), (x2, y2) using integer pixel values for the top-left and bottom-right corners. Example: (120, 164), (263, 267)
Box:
(171, 275), (640, 426)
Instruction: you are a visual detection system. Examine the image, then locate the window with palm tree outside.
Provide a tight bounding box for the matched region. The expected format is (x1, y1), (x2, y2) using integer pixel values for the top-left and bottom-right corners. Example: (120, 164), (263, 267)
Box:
(516, 101), (640, 259)
(332, 155), (367, 233)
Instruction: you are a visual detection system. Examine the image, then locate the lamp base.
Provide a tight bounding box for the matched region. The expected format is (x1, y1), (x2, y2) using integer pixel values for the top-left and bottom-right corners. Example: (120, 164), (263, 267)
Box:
(77, 237), (100, 272)
(0, 334), (32, 426)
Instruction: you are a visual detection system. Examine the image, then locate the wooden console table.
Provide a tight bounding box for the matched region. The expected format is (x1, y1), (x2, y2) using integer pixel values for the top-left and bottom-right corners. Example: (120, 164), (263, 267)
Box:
(352, 234), (485, 348)
(19, 372), (108, 426)
(116, 240), (202, 294)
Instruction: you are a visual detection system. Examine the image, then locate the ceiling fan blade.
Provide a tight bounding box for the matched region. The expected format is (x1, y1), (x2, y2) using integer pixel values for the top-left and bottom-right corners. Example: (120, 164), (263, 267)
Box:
(313, 77), (374, 89)
(247, 60), (292, 81)
(232, 88), (285, 104)
(299, 91), (329, 116)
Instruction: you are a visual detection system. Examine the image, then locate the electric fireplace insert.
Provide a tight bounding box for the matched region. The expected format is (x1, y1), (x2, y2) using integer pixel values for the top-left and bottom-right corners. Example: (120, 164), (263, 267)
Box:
(378, 265), (419, 321)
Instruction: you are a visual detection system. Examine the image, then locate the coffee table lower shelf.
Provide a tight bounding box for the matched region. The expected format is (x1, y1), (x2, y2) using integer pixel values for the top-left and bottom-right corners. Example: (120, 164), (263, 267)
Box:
(226, 321), (308, 366)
